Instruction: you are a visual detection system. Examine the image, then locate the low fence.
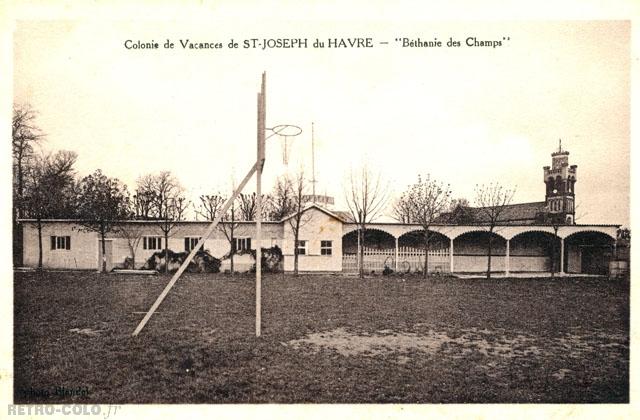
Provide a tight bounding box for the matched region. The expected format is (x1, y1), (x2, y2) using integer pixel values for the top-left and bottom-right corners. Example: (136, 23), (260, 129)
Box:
(343, 246), (450, 273)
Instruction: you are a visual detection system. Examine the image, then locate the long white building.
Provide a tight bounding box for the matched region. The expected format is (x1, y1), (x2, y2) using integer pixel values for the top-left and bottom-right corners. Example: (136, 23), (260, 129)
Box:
(19, 145), (621, 275)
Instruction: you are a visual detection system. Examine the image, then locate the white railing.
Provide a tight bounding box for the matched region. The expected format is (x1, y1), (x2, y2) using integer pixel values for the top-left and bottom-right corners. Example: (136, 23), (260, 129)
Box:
(343, 246), (450, 273)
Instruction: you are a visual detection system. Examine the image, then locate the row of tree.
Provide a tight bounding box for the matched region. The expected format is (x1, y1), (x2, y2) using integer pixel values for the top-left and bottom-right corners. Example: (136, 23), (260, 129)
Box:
(12, 105), (319, 273)
(364, 173), (517, 279)
(13, 104), (521, 278)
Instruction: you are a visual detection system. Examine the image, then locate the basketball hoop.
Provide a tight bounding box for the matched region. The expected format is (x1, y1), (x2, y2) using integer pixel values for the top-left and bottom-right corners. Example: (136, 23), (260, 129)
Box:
(267, 124), (302, 165)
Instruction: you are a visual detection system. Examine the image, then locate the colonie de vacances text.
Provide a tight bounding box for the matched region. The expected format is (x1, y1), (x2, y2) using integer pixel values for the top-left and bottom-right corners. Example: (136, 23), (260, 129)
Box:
(123, 36), (508, 50)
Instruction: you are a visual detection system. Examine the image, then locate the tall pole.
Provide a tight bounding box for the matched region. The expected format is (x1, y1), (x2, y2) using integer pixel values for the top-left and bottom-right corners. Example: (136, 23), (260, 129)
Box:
(311, 122), (317, 202)
(256, 72), (266, 337)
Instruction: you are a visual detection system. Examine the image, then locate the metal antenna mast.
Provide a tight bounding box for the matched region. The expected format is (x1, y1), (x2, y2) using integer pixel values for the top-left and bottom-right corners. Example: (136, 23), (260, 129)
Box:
(311, 122), (317, 202)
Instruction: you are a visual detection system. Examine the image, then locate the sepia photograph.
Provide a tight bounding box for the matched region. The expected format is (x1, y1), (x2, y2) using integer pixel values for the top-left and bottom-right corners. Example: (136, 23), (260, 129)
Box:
(3, 2), (636, 418)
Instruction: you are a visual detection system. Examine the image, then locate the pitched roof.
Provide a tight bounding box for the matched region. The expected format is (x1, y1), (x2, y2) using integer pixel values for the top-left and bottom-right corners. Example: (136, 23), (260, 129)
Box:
(279, 203), (347, 223)
(463, 201), (547, 224)
(331, 210), (354, 223)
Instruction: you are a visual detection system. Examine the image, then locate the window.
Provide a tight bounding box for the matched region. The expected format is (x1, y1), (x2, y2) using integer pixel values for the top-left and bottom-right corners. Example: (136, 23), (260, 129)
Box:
(50, 236), (71, 250)
(143, 236), (162, 250)
(184, 237), (201, 252)
(296, 240), (307, 255)
(235, 237), (252, 252)
(321, 240), (332, 256)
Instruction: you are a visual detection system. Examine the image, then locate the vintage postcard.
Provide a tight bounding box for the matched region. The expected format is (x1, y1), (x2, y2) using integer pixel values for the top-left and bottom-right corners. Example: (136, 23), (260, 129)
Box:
(2, 1), (637, 418)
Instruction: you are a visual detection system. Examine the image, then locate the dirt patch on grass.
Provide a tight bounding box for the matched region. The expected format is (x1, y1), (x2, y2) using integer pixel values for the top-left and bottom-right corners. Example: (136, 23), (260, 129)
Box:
(287, 326), (627, 364)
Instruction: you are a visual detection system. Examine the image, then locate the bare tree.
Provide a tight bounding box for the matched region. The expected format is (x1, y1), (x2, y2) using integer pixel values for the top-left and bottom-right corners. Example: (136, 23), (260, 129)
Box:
(536, 201), (585, 277)
(200, 189), (272, 275)
(238, 192), (271, 221)
(132, 189), (156, 219)
(404, 175), (452, 278)
(195, 194), (226, 221)
(474, 182), (516, 279)
(391, 190), (414, 223)
(269, 175), (296, 221)
(535, 211), (564, 277)
(284, 171), (312, 276)
(220, 197), (240, 275)
(118, 223), (145, 270)
(344, 166), (389, 278)
(13, 105), (45, 216)
(238, 193), (257, 221)
(137, 171), (189, 273)
(196, 192), (240, 275)
(12, 104), (45, 265)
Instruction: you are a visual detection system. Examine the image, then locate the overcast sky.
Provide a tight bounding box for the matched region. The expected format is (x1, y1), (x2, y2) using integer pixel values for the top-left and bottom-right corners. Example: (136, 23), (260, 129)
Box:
(13, 20), (630, 225)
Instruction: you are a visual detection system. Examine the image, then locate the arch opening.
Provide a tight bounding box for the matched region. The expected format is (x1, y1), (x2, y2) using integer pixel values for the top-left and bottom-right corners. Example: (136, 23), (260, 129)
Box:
(509, 230), (561, 274)
(342, 228), (396, 273)
(564, 231), (615, 275)
(452, 231), (507, 274)
(396, 230), (451, 273)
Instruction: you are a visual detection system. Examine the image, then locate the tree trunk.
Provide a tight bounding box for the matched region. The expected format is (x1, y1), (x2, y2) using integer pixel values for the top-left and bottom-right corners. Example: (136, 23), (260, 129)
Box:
(17, 152), (24, 217)
(13, 220), (23, 267)
(101, 232), (107, 273)
(230, 224), (235, 277)
(230, 246), (235, 276)
(550, 237), (556, 278)
(487, 231), (493, 279)
(423, 230), (430, 279)
(293, 229), (299, 276)
(37, 219), (43, 270)
(14, 156), (24, 266)
(359, 227), (365, 278)
(164, 231), (169, 273)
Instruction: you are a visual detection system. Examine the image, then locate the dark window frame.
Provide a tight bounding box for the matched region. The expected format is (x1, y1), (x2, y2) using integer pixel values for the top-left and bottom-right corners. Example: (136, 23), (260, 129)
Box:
(321, 240), (332, 256)
(50, 235), (71, 250)
(296, 240), (307, 255)
(143, 236), (163, 250)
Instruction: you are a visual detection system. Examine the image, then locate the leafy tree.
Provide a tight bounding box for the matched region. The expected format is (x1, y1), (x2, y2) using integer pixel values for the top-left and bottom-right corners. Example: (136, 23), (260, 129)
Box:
(76, 170), (131, 273)
(474, 182), (516, 279)
(404, 175), (452, 278)
(22, 151), (78, 269)
(449, 198), (469, 212)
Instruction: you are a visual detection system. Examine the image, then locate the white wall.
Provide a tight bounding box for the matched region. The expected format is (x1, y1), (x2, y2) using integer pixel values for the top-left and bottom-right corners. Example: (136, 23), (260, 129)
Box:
(23, 222), (98, 269)
(283, 208), (343, 272)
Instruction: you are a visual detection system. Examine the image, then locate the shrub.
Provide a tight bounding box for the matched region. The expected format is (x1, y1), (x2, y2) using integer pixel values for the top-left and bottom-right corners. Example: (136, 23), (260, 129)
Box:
(142, 249), (220, 273)
(249, 245), (284, 273)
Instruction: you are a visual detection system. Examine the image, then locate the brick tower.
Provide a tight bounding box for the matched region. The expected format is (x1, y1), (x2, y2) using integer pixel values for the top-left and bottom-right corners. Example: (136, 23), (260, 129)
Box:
(543, 140), (577, 224)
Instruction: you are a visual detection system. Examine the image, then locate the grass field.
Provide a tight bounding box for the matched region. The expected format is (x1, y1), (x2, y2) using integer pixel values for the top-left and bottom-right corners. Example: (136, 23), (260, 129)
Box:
(13, 271), (629, 403)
